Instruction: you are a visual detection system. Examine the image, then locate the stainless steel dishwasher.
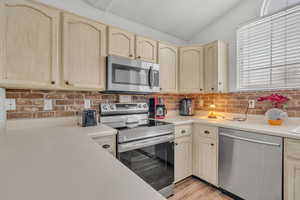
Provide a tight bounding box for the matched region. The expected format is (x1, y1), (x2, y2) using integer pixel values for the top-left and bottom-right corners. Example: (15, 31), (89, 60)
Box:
(219, 128), (283, 200)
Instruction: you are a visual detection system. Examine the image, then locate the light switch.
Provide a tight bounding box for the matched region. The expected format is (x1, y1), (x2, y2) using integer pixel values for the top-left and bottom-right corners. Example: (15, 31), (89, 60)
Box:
(199, 100), (204, 107)
(44, 99), (53, 111)
(248, 100), (255, 109)
(84, 99), (91, 109)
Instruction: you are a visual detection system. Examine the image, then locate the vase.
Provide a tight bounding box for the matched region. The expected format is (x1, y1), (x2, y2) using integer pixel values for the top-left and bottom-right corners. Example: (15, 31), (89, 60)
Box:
(265, 108), (288, 126)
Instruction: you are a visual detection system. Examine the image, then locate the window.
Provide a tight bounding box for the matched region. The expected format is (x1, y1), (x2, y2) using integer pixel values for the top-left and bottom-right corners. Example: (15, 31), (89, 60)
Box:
(237, 5), (300, 90)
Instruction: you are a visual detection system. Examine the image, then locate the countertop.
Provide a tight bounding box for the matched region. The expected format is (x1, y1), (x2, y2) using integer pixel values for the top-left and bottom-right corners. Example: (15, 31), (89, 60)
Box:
(162, 114), (300, 140)
(0, 125), (165, 200)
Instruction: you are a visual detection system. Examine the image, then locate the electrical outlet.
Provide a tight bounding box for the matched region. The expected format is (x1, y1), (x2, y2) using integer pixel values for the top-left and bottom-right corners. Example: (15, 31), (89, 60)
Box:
(44, 99), (53, 111)
(5, 99), (16, 111)
(199, 100), (204, 107)
(84, 99), (91, 109)
(248, 100), (255, 109)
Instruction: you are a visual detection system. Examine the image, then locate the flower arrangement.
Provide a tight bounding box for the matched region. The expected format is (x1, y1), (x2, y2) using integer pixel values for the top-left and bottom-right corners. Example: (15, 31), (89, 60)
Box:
(257, 94), (289, 125)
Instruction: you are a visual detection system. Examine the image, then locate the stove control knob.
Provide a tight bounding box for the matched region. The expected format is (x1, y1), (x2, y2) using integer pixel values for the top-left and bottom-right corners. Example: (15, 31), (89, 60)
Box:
(138, 104), (142, 108)
(143, 104), (148, 109)
(110, 104), (115, 110)
(102, 104), (109, 111)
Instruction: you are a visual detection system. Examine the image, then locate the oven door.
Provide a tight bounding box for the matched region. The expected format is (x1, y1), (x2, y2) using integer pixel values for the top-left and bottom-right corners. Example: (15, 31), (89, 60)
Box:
(107, 56), (160, 93)
(118, 135), (174, 194)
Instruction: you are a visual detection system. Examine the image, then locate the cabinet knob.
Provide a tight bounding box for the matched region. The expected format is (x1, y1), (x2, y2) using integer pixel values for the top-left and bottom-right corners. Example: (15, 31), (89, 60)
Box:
(211, 143), (214, 146)
(211, 88), (215, 91)
(175, 143), (178, 146)
(51, 81), (55, 85)
(204, 130), (210, 134)
(129, 54), (133, 57)
(137, 56), (141, 59)
(65, 81), (69, 85)
(160, 87), (162, 91)
(218, 82), (222, 85)
(200, 88), (203, 91)
(181, 130), (186, 134)
(102, 144), (111, 149)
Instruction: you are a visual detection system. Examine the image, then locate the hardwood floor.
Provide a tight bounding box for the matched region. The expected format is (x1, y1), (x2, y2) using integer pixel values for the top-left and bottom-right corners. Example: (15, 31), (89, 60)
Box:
(169, 177), (233, 200)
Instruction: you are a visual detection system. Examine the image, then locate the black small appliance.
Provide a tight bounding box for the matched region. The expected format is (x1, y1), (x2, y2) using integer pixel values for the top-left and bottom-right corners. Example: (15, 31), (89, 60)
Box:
(78, 109), (97, 127)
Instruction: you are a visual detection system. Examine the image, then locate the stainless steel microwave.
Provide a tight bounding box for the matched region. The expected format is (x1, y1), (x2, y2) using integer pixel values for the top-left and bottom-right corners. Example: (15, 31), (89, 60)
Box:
(106, 56), (160, 94)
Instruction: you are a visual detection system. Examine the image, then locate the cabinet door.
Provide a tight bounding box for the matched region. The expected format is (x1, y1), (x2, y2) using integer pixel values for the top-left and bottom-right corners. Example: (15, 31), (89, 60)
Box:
(175, 136), (192, 182)
(62, 13), (106, 90)
(0, 0), (59, 89)
(136, 36), (157, 63)
(108, 27), (135, 59)
(285, 159), (300, 200)
(158, 43), (178, 93)
(193, 135), (218, 186)
(204, 42), (218, 93)
(179, 47), (204, 93)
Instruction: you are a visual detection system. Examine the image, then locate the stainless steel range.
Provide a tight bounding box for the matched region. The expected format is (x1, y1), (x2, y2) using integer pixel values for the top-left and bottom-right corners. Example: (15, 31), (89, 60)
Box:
(99, 103), (175, 197)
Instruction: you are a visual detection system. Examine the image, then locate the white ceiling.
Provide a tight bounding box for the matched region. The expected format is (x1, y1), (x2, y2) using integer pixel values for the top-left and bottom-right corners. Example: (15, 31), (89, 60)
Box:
(84, 0), (243, 41)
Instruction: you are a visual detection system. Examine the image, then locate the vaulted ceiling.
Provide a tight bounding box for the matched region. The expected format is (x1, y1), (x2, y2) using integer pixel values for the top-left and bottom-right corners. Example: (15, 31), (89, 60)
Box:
(83, 0), (243, 41)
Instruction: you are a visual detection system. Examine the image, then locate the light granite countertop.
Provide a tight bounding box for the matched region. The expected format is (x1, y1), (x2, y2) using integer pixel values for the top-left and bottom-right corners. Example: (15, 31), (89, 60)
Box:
(161, 114), (300, 140)
(0, 124), (165, 200)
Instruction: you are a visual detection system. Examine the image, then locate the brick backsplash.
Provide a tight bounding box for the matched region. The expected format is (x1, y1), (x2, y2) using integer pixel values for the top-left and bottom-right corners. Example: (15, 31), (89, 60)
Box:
(6, 89), (300, 120)
(6, 89), (187, 120)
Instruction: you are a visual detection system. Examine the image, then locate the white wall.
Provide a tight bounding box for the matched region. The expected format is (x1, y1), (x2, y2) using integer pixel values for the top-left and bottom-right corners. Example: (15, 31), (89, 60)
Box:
(38, 0), (187, 45)
(188, 0), (264, 92)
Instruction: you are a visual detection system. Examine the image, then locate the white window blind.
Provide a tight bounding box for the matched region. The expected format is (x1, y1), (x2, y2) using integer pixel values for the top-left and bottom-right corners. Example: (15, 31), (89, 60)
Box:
(237, 5), (300, 90)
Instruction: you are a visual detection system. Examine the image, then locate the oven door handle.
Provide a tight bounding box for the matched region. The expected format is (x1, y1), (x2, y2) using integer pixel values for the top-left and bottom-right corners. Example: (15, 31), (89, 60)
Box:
(118, 134), (174, 153)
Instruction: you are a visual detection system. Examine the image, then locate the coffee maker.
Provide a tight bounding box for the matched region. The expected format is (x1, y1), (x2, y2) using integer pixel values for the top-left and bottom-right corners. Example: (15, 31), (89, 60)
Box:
(179, 98), (194, 116)
(149, 97), (167, 119)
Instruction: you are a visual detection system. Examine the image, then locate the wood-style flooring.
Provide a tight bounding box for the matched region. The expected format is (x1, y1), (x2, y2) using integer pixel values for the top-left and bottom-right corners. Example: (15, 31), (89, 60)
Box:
(169, 177), (233, 200)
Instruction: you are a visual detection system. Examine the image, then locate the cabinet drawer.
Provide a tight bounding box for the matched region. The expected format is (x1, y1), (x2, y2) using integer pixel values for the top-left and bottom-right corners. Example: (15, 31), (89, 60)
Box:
(194, 124), (218, 139)
(175, 125), (192, 138)
(285, 139), (300, 160)
(93, 135), (116, 156)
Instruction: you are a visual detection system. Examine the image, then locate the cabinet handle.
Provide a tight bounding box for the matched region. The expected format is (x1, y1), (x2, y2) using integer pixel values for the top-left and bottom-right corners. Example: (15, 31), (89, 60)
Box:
(102, 144), (111, 149)
(181, 130), (186, 134)
(129, 54), (133, 57)
(204, 130), (210, 134)
(211, 143), (214, 146)
(160, 87), (162, 91)
(51, 81), (55, 85)
(211, 88), (215, 91)
(137, 56), (141, 59)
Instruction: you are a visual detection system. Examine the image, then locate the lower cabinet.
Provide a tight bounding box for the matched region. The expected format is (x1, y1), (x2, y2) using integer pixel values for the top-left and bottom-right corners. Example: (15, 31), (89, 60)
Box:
(193, 124), (218, 186)
(174, 124), (193, 183)
(92, 135), (116, 156)
(285, 139), (300, 200)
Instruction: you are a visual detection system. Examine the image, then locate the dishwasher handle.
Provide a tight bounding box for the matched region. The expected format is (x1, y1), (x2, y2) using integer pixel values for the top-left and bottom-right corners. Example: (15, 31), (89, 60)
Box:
(219, 132), (281, 147)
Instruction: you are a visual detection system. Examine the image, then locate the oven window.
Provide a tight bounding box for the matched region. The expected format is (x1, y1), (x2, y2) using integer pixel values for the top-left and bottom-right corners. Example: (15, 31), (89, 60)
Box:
(112, 64), (149, 86)
(118, 141), (174, 191)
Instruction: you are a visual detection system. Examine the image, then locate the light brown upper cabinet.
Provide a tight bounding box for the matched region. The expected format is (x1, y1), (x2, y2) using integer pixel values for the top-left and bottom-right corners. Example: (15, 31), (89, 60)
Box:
(136, 36), (157, 63)
(62, 13), (106, 91)
(108, 27), (135, 59)
(158, 43), (178, 93)
(179, 46), (204, 93)
(204, 40), (228, 93)
(0, 0), (60, 89)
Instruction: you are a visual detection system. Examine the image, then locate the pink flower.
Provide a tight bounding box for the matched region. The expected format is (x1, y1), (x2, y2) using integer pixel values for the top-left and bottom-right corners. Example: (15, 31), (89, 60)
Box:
(257, 94), (289, 108)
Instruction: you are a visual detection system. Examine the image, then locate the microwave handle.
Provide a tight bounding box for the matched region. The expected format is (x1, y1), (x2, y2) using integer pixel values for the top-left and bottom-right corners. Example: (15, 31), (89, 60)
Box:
(148, 66), (153, 88)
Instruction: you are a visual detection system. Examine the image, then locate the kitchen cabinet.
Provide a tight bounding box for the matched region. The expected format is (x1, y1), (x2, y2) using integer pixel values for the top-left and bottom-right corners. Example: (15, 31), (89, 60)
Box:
(136, 36), (157, 63)
(92, 135), (116, 156)
(0, 0), (60, 89)
(179, 46), (204, 93)
(204, 40), (228, 93)
(193, 124), (218, 186)
(62, 13), (106, 90)
(108, 27), (135, 59)
(175, 124), (193, 182)
(285, 139), (300, 200)
(158, 43), (178, 93)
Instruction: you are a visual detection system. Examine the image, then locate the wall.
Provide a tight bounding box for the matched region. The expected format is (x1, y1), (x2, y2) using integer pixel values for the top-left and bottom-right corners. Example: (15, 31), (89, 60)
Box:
(37, 0), (186, 45)
(7, 89), (300, 119)
(188, 0), (264, 92)
(6, 89), (186, 119)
